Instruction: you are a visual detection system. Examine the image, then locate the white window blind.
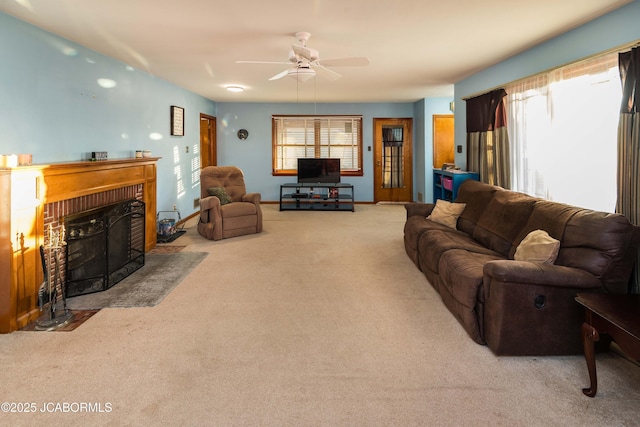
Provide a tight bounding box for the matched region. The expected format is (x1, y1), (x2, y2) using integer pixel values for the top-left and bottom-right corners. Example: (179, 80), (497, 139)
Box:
(272, 115), (363, 175)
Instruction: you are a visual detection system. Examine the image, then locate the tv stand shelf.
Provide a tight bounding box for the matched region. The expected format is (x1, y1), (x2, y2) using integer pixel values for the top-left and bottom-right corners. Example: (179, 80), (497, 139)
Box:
(280, 183), (354, 211)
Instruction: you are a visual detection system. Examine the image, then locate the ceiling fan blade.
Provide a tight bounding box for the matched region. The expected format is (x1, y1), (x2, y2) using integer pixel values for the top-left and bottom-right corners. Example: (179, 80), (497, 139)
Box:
(236, 60), (292, 65)
(313, 64), (341, 81)
(268, 69), (292, 81)
(319, 57), (370, 67)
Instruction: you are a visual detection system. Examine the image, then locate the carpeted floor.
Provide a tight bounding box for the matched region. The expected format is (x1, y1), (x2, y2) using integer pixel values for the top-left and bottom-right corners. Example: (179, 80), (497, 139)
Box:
(1, 204), (639, 426)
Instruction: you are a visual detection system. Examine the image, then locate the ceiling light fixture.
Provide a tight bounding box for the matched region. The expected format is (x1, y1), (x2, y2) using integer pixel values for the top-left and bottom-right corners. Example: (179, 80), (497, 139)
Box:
(226, 85), (244, 92)
(288, 68), (316, 83)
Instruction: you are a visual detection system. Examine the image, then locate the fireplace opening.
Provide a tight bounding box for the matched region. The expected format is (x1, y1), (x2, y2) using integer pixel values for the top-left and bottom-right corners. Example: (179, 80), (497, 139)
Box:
(65, 199), (145, 297)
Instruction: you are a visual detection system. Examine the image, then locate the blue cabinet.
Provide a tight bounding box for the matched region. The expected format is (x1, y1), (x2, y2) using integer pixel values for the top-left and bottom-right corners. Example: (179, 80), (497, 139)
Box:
(433, 169), (479, 202)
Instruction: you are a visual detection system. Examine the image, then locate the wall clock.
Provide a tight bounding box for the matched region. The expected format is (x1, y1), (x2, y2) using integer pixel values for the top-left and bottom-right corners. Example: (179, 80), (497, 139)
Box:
(237, 129), (249, 140)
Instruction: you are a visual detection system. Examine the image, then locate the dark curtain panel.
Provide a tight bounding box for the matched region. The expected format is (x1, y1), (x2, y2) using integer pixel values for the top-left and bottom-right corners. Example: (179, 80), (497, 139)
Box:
(466, 88), (511, 188)
(616, 47), (640, 293)
(466, 89), (508, 132)
(618, 48), (639, 115)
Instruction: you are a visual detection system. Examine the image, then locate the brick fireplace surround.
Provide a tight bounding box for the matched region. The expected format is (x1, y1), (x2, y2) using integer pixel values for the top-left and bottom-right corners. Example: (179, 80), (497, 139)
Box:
(46, 185), (143, 233)
(0, 158), (159, 333)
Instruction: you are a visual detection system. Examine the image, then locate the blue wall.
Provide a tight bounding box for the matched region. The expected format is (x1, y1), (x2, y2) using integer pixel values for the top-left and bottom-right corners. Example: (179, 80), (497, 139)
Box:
(6, 0), (636, 213)
(215, 102), (420, 202)
(454, 0), (640, 170)
(3, 2), (639, 215)
(0, 12), (217, 215)
(0, 10), (454, 213)
(414, 100), (427, 202)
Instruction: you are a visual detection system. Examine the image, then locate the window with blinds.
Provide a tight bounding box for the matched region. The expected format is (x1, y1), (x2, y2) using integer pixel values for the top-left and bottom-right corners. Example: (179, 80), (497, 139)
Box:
(272, 115), (363, 176)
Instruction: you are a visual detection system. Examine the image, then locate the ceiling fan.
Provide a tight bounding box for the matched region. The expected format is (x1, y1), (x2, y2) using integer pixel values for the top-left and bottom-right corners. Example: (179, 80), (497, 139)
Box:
(236, 32), (369, 83)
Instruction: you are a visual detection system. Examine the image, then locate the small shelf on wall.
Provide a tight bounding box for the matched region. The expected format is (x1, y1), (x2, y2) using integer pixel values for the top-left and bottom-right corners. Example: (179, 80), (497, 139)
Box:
(433, 169), (479, 202)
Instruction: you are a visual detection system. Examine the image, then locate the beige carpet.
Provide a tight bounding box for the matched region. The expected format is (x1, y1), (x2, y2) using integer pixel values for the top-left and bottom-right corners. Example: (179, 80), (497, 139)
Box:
(1, 204), (639, 426)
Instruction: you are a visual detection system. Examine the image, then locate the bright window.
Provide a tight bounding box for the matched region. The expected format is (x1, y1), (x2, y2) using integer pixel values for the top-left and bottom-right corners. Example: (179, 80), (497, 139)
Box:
(272, 115), (363, 176)
(505, 53), (621, 212)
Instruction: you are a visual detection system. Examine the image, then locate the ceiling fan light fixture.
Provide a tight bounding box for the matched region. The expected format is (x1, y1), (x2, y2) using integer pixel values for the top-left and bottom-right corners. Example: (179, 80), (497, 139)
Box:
(288, 68), (315, 83)
(238, 31), (367, 84)
(226, 85), (244, 92)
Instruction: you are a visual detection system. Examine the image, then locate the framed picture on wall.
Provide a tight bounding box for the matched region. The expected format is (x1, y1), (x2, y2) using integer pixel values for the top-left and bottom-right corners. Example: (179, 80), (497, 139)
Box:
(171, 105), (184, 136)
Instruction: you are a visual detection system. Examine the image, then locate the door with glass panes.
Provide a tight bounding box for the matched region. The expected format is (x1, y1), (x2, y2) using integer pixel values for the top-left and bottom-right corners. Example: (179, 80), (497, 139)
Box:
(373, 118), (413, 203)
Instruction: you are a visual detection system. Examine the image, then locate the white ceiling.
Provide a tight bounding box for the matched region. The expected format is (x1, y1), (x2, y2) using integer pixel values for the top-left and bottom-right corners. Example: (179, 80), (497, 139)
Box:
(1, 0), (632, 103)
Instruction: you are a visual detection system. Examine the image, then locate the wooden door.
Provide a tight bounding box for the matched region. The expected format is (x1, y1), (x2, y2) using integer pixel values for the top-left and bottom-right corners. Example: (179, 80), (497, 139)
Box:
(433, 115), (454, 168)
(373, 118), (413, 203)
(199, 114), (216, 167)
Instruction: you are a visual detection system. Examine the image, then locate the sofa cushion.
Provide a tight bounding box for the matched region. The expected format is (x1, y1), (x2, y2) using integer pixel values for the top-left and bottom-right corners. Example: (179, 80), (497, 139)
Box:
(437, 249), (506, 344)
(509, 200), (578, 258)
(207, 187), (232, 205)
(557, 210), (640, 293)
(439, 249), (506, 309)
(427, 199), (466, 229)
(417, 228), (501, 274)
(404, 215), (450, 252)
(220, 201), (257, 218)
(472, 190), (537, 257)
(454, 180), (500, 236)
(514, 229), (560, 264)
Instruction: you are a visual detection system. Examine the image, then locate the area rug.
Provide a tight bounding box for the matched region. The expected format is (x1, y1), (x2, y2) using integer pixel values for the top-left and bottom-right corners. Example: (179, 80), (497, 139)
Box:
(149, 245), (185, 254)
(66, 251), (208, 310)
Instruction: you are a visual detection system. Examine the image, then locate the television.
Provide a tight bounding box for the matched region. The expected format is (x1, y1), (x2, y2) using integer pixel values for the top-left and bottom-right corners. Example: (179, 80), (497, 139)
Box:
(297, 158), (341, 184)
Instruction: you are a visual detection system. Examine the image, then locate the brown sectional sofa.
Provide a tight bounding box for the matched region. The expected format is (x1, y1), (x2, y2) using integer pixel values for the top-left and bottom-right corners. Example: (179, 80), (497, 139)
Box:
(404, 180), (640, 355)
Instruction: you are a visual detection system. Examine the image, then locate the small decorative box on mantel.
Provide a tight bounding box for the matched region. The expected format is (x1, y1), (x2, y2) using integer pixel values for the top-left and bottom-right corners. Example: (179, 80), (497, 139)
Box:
(91, 151), (108, 161)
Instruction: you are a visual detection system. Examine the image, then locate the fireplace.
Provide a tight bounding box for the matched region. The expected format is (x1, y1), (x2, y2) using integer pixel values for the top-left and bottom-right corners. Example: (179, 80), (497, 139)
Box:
(1, 157), (158, 333)
(65, 199), (145, 297)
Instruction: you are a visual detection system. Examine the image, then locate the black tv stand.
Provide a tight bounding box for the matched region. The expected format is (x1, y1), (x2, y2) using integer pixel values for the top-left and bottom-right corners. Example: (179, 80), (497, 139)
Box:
(280, 183), (354, 211)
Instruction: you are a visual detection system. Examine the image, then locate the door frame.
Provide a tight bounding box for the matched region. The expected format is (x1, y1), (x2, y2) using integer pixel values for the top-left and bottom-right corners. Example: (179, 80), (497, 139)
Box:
(199, 114), (217, 168)
(432, 114), (455, 169)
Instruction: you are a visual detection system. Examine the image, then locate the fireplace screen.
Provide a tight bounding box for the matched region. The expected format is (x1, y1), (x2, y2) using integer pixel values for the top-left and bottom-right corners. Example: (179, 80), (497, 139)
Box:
(65, 199), (145, 297)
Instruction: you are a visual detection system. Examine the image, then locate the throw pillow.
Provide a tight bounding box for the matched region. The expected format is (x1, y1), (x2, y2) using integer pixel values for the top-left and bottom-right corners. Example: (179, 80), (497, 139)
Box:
(427, 199), (466, 229)
(206, 187), (232, 205)
(514, 229), (560, 264)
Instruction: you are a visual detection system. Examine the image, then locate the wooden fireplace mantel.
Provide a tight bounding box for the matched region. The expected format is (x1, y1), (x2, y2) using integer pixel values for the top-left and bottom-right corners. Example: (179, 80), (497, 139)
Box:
(0, 157), (160, 333)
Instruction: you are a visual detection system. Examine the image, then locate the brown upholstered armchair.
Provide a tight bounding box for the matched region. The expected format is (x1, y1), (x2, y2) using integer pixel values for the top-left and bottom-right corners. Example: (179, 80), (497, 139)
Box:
(197, 166), (262, 240)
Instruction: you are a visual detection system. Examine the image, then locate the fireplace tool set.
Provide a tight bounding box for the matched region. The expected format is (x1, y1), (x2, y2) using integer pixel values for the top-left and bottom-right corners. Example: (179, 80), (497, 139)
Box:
(35, 225), (74, 331)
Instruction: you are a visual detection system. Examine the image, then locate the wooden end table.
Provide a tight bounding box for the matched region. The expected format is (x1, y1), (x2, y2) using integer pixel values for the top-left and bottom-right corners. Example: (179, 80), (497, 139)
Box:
(575, 293), (640, 397)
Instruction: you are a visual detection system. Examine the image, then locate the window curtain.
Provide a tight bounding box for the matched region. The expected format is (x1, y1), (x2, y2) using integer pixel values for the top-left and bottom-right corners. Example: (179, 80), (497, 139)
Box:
(505, 53), (620, 211)
(466, 89), (511, 188)
(505, 76), (551, 199)
(616, 47), (640, 293)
